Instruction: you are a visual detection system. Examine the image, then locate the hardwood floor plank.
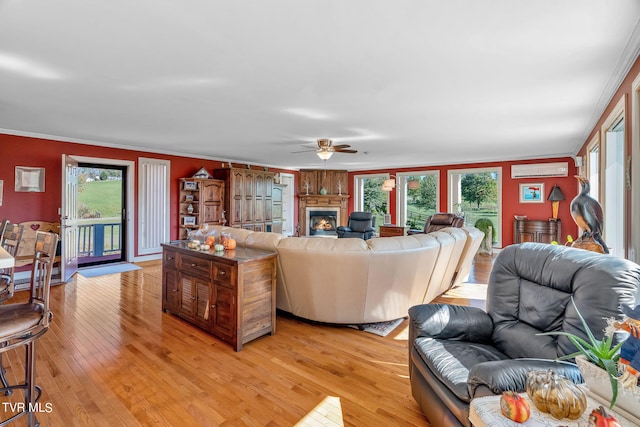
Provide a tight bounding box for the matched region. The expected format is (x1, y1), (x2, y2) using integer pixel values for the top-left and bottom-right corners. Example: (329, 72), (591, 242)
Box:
(0, 256), (492, 426)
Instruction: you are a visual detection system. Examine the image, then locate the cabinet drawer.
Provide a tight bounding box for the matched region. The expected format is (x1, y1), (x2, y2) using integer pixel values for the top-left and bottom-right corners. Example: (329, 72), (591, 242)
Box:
(213, 263), (234, 286)
(179, 254), (212, 280)
(163, 251), (177, 269)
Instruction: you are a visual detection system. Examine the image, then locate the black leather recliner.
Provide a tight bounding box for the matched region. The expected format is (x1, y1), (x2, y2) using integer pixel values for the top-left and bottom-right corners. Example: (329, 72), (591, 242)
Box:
(408, 242), (640, 427)
(336, 212), (376, 240)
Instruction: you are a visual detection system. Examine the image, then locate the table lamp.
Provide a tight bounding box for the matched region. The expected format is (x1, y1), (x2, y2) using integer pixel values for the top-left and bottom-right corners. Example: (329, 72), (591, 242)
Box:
(547, 185), (565, 220)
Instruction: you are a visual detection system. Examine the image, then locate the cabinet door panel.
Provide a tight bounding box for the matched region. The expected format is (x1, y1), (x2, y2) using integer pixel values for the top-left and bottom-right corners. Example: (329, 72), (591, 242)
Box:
(254, 174), (264, 222)
(180, 275), (194, 317)
(202, 180), (223, 202)
(162, 268), (179, 312)
(202, 203), (223, 224)
(212, 285), (235, 339)
(194, 281), (211, 326)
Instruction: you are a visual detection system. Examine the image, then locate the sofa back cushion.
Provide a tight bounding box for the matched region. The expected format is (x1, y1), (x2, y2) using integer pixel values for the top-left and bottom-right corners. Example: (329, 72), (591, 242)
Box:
(275, 237), (370, 323)
(366, 235), (441, 321)
(420, 231), (459, 303)
(488, 243), (640, 360)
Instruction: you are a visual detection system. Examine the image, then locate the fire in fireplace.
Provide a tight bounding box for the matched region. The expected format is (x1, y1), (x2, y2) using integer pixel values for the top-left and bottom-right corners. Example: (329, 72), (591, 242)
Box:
(308, 210), (338, 236)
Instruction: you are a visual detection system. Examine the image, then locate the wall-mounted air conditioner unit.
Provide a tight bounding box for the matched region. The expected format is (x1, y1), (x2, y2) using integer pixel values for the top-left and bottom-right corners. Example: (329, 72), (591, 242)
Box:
(511, 162), (569, 179)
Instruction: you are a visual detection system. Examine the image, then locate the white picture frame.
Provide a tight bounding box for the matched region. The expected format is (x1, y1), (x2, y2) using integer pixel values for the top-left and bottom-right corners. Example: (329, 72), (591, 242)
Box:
(15, 166), (45, 192)
(519, 183), (544, 203)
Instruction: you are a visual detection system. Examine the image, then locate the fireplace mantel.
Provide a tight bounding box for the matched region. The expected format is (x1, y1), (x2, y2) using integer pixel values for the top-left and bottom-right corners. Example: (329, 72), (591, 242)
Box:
(298, 195), (349, 236)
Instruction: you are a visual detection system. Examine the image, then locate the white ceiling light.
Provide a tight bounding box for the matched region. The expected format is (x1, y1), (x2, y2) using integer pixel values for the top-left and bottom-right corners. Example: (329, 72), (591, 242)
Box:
(316, 150), (333, 161)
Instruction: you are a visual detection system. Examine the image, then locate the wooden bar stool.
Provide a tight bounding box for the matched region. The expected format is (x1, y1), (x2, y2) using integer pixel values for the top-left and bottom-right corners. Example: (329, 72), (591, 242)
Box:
(0, 221), (24, 303)
(0, 231), (58, 427)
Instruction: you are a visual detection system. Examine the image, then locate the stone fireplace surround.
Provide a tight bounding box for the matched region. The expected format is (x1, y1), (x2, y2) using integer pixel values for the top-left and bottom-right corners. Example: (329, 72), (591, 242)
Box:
(298, 195), (349, 237)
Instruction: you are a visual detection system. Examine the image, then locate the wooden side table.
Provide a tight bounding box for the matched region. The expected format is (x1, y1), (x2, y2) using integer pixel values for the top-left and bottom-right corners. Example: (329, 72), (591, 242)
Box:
(469, 391), (637, 426)
(379, 225), (409, 237)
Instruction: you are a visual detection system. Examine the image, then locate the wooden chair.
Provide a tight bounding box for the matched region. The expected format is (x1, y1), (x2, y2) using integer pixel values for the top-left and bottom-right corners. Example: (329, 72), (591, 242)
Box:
(0, 220), (25, 303)
(0, 231), (58, 426)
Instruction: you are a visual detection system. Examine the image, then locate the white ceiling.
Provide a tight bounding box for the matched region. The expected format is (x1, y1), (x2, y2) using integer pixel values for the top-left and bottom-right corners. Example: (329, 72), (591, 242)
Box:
(2, 1), (640, 171)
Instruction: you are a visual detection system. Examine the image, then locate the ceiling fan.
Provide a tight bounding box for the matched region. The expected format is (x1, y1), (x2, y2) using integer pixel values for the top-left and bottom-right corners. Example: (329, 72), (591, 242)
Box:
(293, 138), (358, 160)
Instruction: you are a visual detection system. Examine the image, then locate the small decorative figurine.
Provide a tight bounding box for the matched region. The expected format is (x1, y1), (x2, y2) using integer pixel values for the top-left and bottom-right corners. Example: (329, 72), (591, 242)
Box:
(570, 176), (608, 253)
(337, 180), (343, 196)
(303, 179), (311, 196)
(614, 304), (640, 390)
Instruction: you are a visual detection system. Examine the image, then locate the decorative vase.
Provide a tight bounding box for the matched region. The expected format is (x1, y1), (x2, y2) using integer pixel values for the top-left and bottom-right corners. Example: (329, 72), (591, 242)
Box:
(525, 369), (587, 420)
(319, 187), (327, 195)
(575, 355), (640, 422)
(187, 204), (194, 214)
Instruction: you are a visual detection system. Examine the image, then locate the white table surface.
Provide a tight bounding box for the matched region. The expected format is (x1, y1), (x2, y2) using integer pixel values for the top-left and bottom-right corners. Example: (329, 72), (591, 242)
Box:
(0, 246), (15, 269)
(470, 391), (637, 427)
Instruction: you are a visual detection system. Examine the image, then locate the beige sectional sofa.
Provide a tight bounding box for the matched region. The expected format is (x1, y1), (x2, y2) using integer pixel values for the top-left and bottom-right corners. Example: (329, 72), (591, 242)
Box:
(204, 225), (483, 324)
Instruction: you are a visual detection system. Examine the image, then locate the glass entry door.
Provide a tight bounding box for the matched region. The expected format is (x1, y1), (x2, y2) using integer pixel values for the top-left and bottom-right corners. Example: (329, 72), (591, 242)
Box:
(77, 164), (126, 266)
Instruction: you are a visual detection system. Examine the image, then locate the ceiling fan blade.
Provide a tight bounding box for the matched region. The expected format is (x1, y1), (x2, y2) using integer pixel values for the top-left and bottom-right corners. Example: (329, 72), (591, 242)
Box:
(331, 144), (351, 149)
(291, 148), (316, 153)
(334, 149), (357, 153)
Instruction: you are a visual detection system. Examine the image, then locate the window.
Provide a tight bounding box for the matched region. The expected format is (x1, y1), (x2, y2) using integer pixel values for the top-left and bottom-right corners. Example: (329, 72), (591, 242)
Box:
(448, 167), (502, 247)
(586, 135), (600, 200)
(396, 171), (439, 229)
(353, 174), (389, 231)
(602, 109), (625, 257)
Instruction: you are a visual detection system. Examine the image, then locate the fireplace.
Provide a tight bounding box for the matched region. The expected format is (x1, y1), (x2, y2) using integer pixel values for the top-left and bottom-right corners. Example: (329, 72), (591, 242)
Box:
(306, 208), (340, 237)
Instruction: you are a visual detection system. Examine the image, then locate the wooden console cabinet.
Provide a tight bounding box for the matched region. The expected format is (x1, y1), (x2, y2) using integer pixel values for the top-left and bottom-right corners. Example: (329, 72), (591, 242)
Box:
(513, 219), (561, 244)
(379, 225), (409, 237)
(161, 242), (277, 351)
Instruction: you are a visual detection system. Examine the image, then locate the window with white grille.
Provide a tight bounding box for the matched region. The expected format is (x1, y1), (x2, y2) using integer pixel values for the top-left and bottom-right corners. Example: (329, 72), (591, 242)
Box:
(138, 158), (170, 255)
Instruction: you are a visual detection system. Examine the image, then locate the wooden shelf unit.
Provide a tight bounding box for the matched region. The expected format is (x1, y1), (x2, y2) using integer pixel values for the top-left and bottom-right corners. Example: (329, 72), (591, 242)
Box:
(179, 178), (225, 239)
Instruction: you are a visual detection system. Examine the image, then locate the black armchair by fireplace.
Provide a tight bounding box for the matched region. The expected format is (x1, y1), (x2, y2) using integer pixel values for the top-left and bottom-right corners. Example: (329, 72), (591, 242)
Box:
(336, 212), (376, 240)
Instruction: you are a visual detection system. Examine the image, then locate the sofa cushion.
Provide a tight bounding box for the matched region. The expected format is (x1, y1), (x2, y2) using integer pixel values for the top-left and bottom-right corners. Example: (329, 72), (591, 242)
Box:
(245, 231), (284, 251)
(414, 337), (508, 402)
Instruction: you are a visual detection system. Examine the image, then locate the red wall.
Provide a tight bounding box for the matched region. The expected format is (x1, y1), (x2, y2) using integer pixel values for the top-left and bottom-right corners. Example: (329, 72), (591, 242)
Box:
(0, 133), (295, 256)
(348, 157), (579, 246)
(1, 132), (579, 251)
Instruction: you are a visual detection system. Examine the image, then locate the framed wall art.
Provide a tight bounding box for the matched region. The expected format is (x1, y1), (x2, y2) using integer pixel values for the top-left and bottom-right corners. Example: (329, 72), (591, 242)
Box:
(183, 216), (196, 226)
(519, 183), (544, 203)
(15, 166), (45, 192)
(183, 181), (197, 191)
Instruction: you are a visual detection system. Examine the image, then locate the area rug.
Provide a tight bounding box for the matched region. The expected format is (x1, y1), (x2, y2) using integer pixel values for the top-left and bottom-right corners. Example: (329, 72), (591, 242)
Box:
(348, 317), (406, 337)
(79, 263), (141, 278)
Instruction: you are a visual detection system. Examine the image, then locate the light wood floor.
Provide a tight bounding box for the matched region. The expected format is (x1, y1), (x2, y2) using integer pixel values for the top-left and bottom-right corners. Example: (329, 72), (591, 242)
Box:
(1, 255), (494, 427)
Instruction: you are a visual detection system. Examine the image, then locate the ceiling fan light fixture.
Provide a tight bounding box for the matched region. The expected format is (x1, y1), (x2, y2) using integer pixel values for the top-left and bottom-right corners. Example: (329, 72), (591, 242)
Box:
(316, 150), (333, 161)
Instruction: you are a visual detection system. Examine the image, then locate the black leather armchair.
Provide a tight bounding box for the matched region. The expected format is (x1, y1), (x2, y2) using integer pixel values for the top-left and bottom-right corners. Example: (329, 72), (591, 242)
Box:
(336, 212), (376, 240)
(407, 212), (464, 235)
(408, 242), (640, 427)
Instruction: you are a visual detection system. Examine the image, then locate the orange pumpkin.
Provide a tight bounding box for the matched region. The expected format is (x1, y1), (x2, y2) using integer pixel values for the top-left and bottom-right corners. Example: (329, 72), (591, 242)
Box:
(223, 238), (237, 250)
(500, 391), (530, 423)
